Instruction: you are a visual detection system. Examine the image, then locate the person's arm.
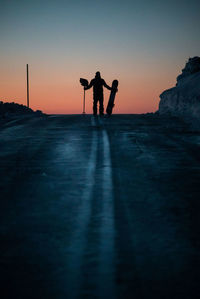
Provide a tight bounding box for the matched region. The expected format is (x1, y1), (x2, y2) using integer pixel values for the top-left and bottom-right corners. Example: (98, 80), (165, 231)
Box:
(84, 80), (94, 90)
(103, 80), (112, 90)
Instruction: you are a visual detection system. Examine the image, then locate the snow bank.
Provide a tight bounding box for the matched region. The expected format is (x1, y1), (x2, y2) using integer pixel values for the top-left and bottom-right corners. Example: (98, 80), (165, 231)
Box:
(159, 57), (200, 122)
(0, 101), (43, 118)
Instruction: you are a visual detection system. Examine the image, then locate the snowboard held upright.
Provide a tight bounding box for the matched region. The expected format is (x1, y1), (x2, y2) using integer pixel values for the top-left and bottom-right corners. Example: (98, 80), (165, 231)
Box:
(106, 80), (118, 115)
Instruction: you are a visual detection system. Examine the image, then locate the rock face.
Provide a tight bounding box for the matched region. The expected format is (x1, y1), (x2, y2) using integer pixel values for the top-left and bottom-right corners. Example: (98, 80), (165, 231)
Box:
(159, 57), (200, 119)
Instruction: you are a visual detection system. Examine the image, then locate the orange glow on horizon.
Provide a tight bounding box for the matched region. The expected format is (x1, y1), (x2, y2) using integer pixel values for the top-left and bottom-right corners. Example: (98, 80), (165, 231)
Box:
(0, 70), (173, 115)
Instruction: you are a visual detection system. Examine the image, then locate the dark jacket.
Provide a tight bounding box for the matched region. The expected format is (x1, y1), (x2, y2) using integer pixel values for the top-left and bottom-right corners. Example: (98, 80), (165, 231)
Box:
(85, 77), (111, 97)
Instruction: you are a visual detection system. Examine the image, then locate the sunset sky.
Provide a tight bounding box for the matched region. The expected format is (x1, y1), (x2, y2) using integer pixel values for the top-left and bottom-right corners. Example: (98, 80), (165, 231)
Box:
(1, 0), (200, 114)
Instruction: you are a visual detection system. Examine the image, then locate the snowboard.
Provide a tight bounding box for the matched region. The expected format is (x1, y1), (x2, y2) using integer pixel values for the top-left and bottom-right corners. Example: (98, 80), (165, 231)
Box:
(106, 80), (118, 115)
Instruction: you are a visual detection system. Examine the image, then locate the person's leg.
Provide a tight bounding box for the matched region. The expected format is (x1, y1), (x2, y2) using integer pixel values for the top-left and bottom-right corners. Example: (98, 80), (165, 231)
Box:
(93, 97), (97, 115)
(99, 95), (104, 115)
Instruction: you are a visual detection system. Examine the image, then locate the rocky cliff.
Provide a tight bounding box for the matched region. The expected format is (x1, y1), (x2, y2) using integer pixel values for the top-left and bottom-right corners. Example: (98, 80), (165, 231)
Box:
(159, 57), (200, 120)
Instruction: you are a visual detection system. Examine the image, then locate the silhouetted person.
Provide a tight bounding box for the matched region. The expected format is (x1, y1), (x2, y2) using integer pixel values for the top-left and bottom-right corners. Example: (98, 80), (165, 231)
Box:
(84, 72), (112, 115)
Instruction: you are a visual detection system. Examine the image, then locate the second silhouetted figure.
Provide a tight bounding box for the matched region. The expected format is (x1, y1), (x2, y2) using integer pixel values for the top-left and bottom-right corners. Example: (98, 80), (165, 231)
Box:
(84, 71), (112, 115)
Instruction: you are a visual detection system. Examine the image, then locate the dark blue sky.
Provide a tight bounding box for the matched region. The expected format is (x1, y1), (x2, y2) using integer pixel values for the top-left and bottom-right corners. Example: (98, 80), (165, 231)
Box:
(1, 0), (200, 113)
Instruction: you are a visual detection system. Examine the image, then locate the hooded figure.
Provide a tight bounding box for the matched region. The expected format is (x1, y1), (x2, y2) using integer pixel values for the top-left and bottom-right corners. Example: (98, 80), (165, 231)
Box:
(84, 72), (112, 115)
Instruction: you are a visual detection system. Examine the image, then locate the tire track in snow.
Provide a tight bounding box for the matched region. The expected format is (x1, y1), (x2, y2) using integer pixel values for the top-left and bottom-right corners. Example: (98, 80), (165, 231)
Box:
(65, 116), (98, 298)
(96, 116), (116, 298)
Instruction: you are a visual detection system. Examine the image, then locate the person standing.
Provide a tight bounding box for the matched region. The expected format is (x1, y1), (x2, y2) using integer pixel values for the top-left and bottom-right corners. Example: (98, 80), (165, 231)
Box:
(84, 72), (112, 115)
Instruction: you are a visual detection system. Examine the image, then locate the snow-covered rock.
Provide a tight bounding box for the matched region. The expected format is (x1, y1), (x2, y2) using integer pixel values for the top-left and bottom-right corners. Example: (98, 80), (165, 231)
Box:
(159, 57), (200, 120)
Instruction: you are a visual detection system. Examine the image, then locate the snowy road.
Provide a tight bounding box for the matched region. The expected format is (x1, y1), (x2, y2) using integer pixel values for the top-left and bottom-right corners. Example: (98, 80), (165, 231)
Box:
(0, 114), (200, 299)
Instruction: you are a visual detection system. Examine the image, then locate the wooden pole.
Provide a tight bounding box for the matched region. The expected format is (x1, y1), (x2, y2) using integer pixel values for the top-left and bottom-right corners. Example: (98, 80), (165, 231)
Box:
(26, 64), (29, 108)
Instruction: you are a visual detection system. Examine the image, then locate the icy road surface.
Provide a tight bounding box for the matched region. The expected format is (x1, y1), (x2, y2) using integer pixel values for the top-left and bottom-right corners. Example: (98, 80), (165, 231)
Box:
(0, 114), (200, 299)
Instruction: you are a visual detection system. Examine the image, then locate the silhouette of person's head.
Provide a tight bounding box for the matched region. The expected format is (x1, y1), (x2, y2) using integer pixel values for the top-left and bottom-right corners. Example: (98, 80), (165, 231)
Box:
(95, 71), (101, 79)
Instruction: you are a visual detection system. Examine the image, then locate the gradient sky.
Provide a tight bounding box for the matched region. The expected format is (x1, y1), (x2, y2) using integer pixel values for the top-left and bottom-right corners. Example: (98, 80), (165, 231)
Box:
(1, 0), (200, 114)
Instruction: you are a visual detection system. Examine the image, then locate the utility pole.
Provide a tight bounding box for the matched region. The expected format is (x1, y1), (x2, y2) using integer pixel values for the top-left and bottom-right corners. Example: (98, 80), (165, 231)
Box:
(26, 64), (29, 108)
